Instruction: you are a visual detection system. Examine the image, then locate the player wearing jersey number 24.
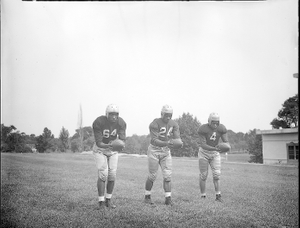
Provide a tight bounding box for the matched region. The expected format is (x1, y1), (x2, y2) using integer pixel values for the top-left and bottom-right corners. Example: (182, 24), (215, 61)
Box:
(144, 105), (182, 206)
(92, 104), (127, 210)
(197, 112), (230, 203)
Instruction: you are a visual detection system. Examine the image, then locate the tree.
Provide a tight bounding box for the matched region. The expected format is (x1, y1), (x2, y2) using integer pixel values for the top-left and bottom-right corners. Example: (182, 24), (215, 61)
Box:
(227, 130), (247, 152)
(270, 94), (298, 129)
(123, 134), (150, 155)
(59, 127), (69, 152)
(1, 124), (32, 152)
(140, 135), (151, 154)
(71, 126), (94, 152)
(23, 134), (37, 145)
(35, 128), (54, 153)
(1, 124), (16, 151)
(173, 113), (201, 157)
(71, 138), (82, 152)
(246, 129), (263, 163)
(125, 135), (141, 154)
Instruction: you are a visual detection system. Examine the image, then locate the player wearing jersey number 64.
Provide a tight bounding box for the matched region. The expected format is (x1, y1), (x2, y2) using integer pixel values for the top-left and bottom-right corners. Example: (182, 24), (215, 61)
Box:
(197, 112), (230, 203)
(144, 105), (182, 206)
(92, 104), (127, 210)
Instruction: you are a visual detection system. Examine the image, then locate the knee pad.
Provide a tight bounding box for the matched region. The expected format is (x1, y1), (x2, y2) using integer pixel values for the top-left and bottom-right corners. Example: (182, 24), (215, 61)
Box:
(98, 169), (108, 181)
(199, 171), (208, 181)
(163, 176), (171, 182)
(107, 169), (117, 181)
(148, 172), (157, 182)
(163, 170), (172, 182)
(212, 170), (221, 180)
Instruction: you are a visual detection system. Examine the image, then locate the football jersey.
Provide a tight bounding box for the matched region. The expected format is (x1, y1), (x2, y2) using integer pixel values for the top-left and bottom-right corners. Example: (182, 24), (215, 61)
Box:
(149, 118), (180, 146)
(92, 115), (126, 146)
(197, 123), (227, 148)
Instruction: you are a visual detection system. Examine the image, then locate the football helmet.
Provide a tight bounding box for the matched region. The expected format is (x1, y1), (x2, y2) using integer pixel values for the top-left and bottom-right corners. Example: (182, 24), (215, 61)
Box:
(208, 112), (220, 125)
(106, 104), (119, 117)
(161, 105), (173, 118)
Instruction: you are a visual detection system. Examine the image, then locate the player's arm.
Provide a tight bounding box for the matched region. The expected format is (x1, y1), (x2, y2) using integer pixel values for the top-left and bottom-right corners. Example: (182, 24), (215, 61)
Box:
(149, 122), (170, 147)
(92, 121), (111, 149)
(197, 126), (215, 151)
(218, 125), (230, 146)
(215, 125), (230, 150)
(172, 122), (181, 139)
(117, 119), (127, 143)
(198, 134), (219, 151)
(220, 133), (229, 143)
(215, 132), (230, 150)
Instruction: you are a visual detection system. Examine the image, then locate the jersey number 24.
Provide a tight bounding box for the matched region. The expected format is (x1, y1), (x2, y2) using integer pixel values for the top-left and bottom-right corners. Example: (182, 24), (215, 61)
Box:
(159, 127), (173, 138)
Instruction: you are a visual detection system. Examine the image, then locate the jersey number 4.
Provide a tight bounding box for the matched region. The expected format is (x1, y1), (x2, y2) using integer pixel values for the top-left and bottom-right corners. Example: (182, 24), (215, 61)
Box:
(210, 132), (217, 141)
(103, 129), (117, 138)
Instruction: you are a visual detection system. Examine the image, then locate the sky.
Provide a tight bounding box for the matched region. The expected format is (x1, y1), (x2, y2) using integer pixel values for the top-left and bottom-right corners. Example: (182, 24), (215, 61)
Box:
(1, 0), (298, 138)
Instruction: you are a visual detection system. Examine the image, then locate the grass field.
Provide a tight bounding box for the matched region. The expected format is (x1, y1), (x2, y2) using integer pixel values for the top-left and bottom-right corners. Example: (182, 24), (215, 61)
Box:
(1, 153), (298, 228)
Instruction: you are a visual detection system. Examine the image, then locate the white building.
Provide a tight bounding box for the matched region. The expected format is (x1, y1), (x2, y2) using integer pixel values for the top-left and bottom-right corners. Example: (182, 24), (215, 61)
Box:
(256, 128), (298, 165)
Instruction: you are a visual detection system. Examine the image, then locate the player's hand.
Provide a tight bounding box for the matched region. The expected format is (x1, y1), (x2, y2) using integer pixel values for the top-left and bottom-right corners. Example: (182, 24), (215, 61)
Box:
(167, 140), (174, 148)
(215, 145), (221, 152)
(107, 141), (113, 150)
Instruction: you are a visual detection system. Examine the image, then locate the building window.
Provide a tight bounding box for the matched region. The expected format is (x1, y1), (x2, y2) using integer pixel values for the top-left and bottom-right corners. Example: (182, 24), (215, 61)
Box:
(287, 143), (299, 160)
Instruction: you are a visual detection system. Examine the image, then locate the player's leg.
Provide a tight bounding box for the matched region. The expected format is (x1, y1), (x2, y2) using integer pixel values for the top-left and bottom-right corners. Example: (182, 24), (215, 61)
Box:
(161, 152), (172, 205)
(198, 149), (209, 199)
(145, 146), (159, 204)
(210, 153), (222, 202)
(93, 151), (108, 209)
(105, 152), (119, 208)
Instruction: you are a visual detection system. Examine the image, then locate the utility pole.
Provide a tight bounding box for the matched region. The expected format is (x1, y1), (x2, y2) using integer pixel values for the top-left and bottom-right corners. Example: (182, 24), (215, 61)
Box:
(77, 104), (83, 152)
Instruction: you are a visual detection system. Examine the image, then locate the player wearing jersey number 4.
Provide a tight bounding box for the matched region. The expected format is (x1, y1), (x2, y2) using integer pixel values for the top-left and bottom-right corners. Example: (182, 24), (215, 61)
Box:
(144, 105), (182, 206)
(197, 113), (230, 203)
(92, 104), (127, 210)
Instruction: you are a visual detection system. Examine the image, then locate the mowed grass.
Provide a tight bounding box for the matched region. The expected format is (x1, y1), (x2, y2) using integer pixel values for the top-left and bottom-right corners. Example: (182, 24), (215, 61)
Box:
(1, 153), (298, 228)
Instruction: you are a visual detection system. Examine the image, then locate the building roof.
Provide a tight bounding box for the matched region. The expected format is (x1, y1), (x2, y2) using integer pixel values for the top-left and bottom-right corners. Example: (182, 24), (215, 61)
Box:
(256, 128), (298, 135)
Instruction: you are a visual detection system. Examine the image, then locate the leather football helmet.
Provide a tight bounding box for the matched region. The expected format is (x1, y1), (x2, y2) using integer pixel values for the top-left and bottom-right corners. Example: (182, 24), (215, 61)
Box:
(106, 104), (119, 117)
(161, 105), (173, 118)
(208, 112), (220, 125)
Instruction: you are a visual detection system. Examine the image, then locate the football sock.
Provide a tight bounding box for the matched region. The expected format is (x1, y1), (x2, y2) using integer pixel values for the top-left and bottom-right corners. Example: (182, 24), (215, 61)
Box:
(216, 192), (221, 195)
(145, 190), (151, 196)
(165, 192), (171, 197)
(98, 196), (105, 202)
(201, 193), (206, 197)
(106, 194), (112, 199)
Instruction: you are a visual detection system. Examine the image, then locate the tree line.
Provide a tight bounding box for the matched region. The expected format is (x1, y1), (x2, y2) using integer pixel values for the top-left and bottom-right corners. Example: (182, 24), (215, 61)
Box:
(1, 94), (298, 164)
(0, 113), (250, 154)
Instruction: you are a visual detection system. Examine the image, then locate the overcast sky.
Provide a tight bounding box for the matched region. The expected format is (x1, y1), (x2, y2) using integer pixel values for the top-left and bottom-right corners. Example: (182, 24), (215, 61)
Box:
(1, 0), (298, 138)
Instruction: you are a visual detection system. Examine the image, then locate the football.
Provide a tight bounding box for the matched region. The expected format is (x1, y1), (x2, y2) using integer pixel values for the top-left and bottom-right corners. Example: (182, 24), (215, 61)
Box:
(169, 138), (183, 149)
(111, 139), (125, 151)
(217, 143), (231, 153)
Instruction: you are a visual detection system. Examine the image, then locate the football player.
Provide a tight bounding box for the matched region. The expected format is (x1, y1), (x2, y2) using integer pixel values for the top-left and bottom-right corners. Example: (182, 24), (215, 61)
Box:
(197, 112), (229, 202)
(92, 104), (127, 209)
(144, 105), (181, 206)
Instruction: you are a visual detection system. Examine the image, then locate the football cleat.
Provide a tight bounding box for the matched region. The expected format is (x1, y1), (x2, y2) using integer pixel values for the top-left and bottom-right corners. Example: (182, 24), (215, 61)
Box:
(165, 196), (173, 206)
(201, 195), (206, 199)
(215, 194), (223, 203)
(98, 201), (106, 210)
(105, 199), (116, 209)
(144, 195), (154, 205)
